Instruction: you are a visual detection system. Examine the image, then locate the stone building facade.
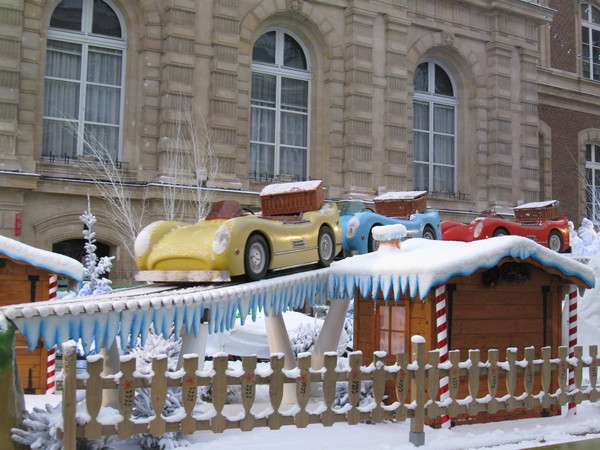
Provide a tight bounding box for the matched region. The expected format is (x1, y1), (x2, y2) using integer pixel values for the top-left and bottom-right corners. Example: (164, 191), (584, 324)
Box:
(0, 0), (596, 284)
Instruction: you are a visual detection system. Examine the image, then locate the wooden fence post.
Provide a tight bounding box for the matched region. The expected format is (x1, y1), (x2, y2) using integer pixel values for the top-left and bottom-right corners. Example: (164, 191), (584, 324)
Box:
(589, 345), (598, 403)
(61, 341), (78, 450)
(409, 336), (426, 447)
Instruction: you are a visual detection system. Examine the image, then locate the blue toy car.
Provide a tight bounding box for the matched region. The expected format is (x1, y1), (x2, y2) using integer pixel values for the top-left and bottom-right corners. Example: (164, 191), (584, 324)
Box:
(339, 200), (441, 255)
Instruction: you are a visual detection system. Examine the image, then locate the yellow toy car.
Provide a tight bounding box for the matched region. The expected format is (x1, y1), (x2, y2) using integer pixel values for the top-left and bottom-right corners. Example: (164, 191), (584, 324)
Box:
(134, 198), (342, 281)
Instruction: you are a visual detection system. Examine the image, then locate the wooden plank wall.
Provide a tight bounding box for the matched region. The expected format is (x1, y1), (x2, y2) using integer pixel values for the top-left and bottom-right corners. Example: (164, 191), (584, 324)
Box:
(0, 255), (51, 393)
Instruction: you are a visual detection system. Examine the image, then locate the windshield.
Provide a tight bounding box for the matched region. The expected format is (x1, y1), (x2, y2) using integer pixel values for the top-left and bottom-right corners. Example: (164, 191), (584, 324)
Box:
(339, 200), (371, 214)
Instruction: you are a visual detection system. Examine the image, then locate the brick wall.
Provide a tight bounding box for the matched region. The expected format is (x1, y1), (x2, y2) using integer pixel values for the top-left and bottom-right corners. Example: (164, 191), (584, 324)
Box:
(539, 104), (600, 223)
(549, 0), (577, 73)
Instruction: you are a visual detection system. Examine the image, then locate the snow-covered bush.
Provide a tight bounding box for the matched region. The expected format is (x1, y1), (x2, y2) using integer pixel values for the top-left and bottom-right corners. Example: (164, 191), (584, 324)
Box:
(78, 206), (114, 296)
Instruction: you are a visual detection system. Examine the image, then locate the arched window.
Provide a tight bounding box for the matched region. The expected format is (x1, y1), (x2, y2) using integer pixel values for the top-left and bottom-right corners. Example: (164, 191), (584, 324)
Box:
(412, 61), (457, 194)
(586, 143), (600, 222)
(43, 0), (126, 162)
(582, 3), (600, 81)
(250, 29), (311, 181)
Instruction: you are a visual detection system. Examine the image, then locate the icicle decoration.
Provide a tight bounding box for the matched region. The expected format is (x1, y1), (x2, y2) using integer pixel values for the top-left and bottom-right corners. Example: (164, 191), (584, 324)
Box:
(1, 268), (330, 351)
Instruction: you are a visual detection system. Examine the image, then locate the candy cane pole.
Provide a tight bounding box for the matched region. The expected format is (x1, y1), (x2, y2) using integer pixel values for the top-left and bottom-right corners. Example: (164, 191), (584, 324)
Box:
(567, 285), (578, 414)
(46, 274), (58, 394)
(436, 284), (451, 428)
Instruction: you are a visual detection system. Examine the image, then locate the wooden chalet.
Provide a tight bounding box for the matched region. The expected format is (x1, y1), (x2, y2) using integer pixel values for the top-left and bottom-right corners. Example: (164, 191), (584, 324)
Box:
(0, 235), (82, 393)
(329, 233), (595, 425)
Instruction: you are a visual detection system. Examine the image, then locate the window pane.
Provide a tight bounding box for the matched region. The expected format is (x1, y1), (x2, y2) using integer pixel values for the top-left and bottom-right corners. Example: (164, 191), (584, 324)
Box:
(88, 47), (122, 85)
(593, 5), (600, 24)
(433, 165), (454, 192)
(379, 331), (389, 353)
(413, 131), (429, 162)
(433, 105), (454, 134)
(281, 78), (308, 111)
(92, 0), (121, 37)
(251, 73), (276, 107)
(390, 332), (405, 355)
(414, 63), (428, 92)
(46, 41), (82, 80)
(435, 65), (453, 96)
(50, 0), (82, 31)
(283, 34), (307, 70)
(413, 102), (429, 130)
(250, 143), (275, 178)
(582, 3), (590, 20)
(251, 107), (275, 142)
(83, 124), (118, 159)
(587, 167), (593, 186)
(44, 79), (80, 119)
(280, 112), (307, 147)
(391, 306), (405, 331)
(433, 135), (454, 165)
(595, 144), (600, 162)
(253, 31), (276, 64)
(85, 85), (121, 124)
(587, 144), (592, 162)
(414, 163), (429, 191)
(379, 306), (389, 330)
(42, 119), (78, 157)
(280, 147), (307, 179)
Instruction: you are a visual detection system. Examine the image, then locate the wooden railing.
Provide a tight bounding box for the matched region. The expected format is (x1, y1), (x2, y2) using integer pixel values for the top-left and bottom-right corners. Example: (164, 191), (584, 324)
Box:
(58, 337), (599, 449)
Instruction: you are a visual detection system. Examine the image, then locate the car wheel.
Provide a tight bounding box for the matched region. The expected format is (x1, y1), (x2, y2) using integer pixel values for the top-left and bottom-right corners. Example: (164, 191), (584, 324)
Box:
(422, 225), (436, 240)
(244, 234), (270, 281)
(368, 226), (381, 253)
(548, 230), (563, 252)
(318, 226), (335, 267)
(492, 228), (509, 237)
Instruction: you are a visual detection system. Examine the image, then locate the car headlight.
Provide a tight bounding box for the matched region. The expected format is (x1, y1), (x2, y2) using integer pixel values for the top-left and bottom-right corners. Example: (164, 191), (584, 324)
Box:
(212, 224), (230, 255)
(346, 217), (359, 239)
(473, 221), (484, 238)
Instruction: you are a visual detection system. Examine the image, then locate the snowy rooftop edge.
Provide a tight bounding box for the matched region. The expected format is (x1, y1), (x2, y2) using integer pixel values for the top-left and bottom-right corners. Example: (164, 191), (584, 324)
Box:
(0, 234), (83, 281)
(0, 268), (331, 351)
(328, 236), (595, 300)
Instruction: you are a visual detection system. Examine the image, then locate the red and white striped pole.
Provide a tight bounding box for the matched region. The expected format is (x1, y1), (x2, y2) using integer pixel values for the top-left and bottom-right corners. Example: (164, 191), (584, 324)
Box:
(436, 284), (451, 428)
(567, 285), (578, 414)
(46, 274), (58, 394)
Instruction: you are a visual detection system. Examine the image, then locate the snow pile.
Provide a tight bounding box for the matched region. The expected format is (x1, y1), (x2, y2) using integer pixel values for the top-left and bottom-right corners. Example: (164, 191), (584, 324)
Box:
(372, 223), (407, 241)
(0, 234), (83, 281)
(260, 180), (322, 196)
(329, 236), (595, 300)
(374, 190), (427, 200)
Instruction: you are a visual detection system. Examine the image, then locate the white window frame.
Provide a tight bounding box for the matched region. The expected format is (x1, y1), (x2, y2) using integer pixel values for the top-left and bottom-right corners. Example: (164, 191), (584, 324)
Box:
(250, 28), (312, 181)
(412, 60), (458, 195)
(582, 3), (600, 81)
(586, 143), (600, 223)
(44, 0), (127, 161)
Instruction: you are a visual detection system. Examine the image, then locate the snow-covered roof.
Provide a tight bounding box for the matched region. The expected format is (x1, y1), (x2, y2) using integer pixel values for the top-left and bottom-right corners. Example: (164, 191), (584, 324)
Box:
(513, 200), (557, 209)
(0, 234), (83, 281)
(374, 190), (427, 201)
(328, 236), (595, 301)
(260, 180), (322, 196)
(0, 269), (330, 351)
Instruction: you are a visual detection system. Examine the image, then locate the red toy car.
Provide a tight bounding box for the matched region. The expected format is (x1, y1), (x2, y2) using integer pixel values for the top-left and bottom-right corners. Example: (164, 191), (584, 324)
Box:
(441, 201), (570, 252)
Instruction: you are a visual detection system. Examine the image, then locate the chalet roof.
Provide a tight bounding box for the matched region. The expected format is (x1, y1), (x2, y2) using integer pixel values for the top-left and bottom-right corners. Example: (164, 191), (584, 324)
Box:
(328, 236), (595, 300)
(0, 269), (330, 351)
(0, 234), (83, 281)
